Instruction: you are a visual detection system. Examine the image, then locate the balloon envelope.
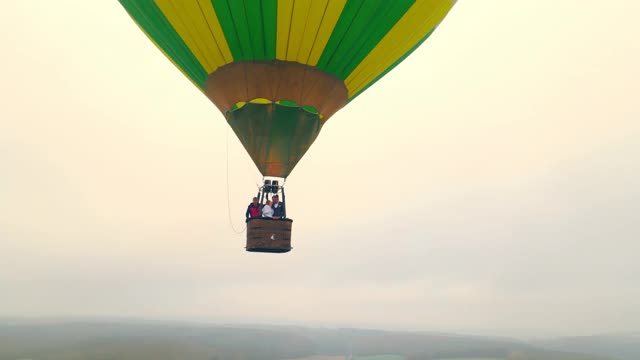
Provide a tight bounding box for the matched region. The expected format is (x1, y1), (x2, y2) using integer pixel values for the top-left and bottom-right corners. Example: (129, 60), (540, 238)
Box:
(119, 0), (457, 177)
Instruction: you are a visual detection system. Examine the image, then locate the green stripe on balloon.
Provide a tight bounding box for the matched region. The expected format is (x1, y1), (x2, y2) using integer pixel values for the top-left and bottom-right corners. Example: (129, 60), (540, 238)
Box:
(211, 0), (277, 60)
(316, 0), (414, 80)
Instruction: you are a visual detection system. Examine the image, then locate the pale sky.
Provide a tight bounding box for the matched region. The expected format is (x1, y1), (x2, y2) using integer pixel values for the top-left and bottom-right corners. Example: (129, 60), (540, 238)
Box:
(1, 1), (639, 338)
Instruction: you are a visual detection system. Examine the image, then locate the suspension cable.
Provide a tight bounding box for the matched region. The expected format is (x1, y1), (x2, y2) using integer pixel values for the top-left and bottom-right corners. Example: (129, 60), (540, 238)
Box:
(225, 126), (246, 234)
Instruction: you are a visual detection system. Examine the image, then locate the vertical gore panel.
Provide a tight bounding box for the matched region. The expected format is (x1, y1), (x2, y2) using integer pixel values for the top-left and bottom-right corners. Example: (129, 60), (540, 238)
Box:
(210, 0), (245, 59)
(262, 0), (278, 59)
(315, 0), (362, 72)
(306, 0), (348, 66)
(244, 1), (265, 58)
(337, 0), (415, 77)
(316, 0), (414, 79)
(154, 0), (232, 72)
(275, 0), (294, 59)
(291, 0), (332, 64)
(211, 0), (277, 60)
(224, 0), (254, 59)
(284, 1), (312, 62)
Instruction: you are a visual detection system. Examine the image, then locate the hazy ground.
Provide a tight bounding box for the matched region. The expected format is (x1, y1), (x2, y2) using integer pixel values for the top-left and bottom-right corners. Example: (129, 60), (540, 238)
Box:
(0, 319), (634, 360)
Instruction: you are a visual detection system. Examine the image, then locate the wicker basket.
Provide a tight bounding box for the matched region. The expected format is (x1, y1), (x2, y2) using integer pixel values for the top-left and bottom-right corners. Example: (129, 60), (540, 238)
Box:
(246, 218), (293, 253)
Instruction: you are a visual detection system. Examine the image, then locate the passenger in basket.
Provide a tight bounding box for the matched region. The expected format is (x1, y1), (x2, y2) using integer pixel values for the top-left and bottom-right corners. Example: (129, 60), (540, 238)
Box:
(272, 195), (285, 219)
(261, 200), (274, 218)
(245, 197), (261, 221)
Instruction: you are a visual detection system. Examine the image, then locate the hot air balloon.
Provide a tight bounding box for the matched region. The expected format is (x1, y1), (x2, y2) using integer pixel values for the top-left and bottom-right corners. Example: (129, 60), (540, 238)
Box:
(118, 0), (457, 253)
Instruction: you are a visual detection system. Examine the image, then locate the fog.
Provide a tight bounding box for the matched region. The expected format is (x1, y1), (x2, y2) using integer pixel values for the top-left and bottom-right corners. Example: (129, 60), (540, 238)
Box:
(1, 1), (639, 337)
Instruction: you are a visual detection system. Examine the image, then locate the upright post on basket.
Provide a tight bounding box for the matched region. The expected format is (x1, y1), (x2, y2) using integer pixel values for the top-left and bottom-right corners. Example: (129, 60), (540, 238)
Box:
(281, 185), (287, 219)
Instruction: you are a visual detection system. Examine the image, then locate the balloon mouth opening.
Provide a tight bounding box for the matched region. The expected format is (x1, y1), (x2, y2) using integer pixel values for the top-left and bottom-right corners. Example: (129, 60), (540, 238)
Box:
(229, 98), (323, 119)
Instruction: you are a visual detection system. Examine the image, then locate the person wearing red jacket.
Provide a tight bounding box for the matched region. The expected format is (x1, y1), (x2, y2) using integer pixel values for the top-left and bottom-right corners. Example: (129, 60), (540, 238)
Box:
(245, 197), (261, 220)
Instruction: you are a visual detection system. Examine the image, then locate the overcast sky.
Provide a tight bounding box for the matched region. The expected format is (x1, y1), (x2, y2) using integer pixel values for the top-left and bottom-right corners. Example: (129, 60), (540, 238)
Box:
(1, 1), (639, 338)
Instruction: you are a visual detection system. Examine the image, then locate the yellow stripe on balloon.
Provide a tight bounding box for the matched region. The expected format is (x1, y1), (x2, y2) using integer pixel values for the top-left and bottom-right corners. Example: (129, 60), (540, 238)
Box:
(345, 0), (455, 97)
(291, 1), (325, 63)
(249, 98), (273, 104)
(276, 0), (294, 60)
(276, 0), (346, 65)
(154, 0), (233, 73)
(306, 0), (347, 65)
(285, 1), (311, 62)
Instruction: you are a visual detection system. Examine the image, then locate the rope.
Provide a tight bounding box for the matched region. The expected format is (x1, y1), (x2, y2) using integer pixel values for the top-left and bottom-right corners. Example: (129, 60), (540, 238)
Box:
(225, 126), (246, 234)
